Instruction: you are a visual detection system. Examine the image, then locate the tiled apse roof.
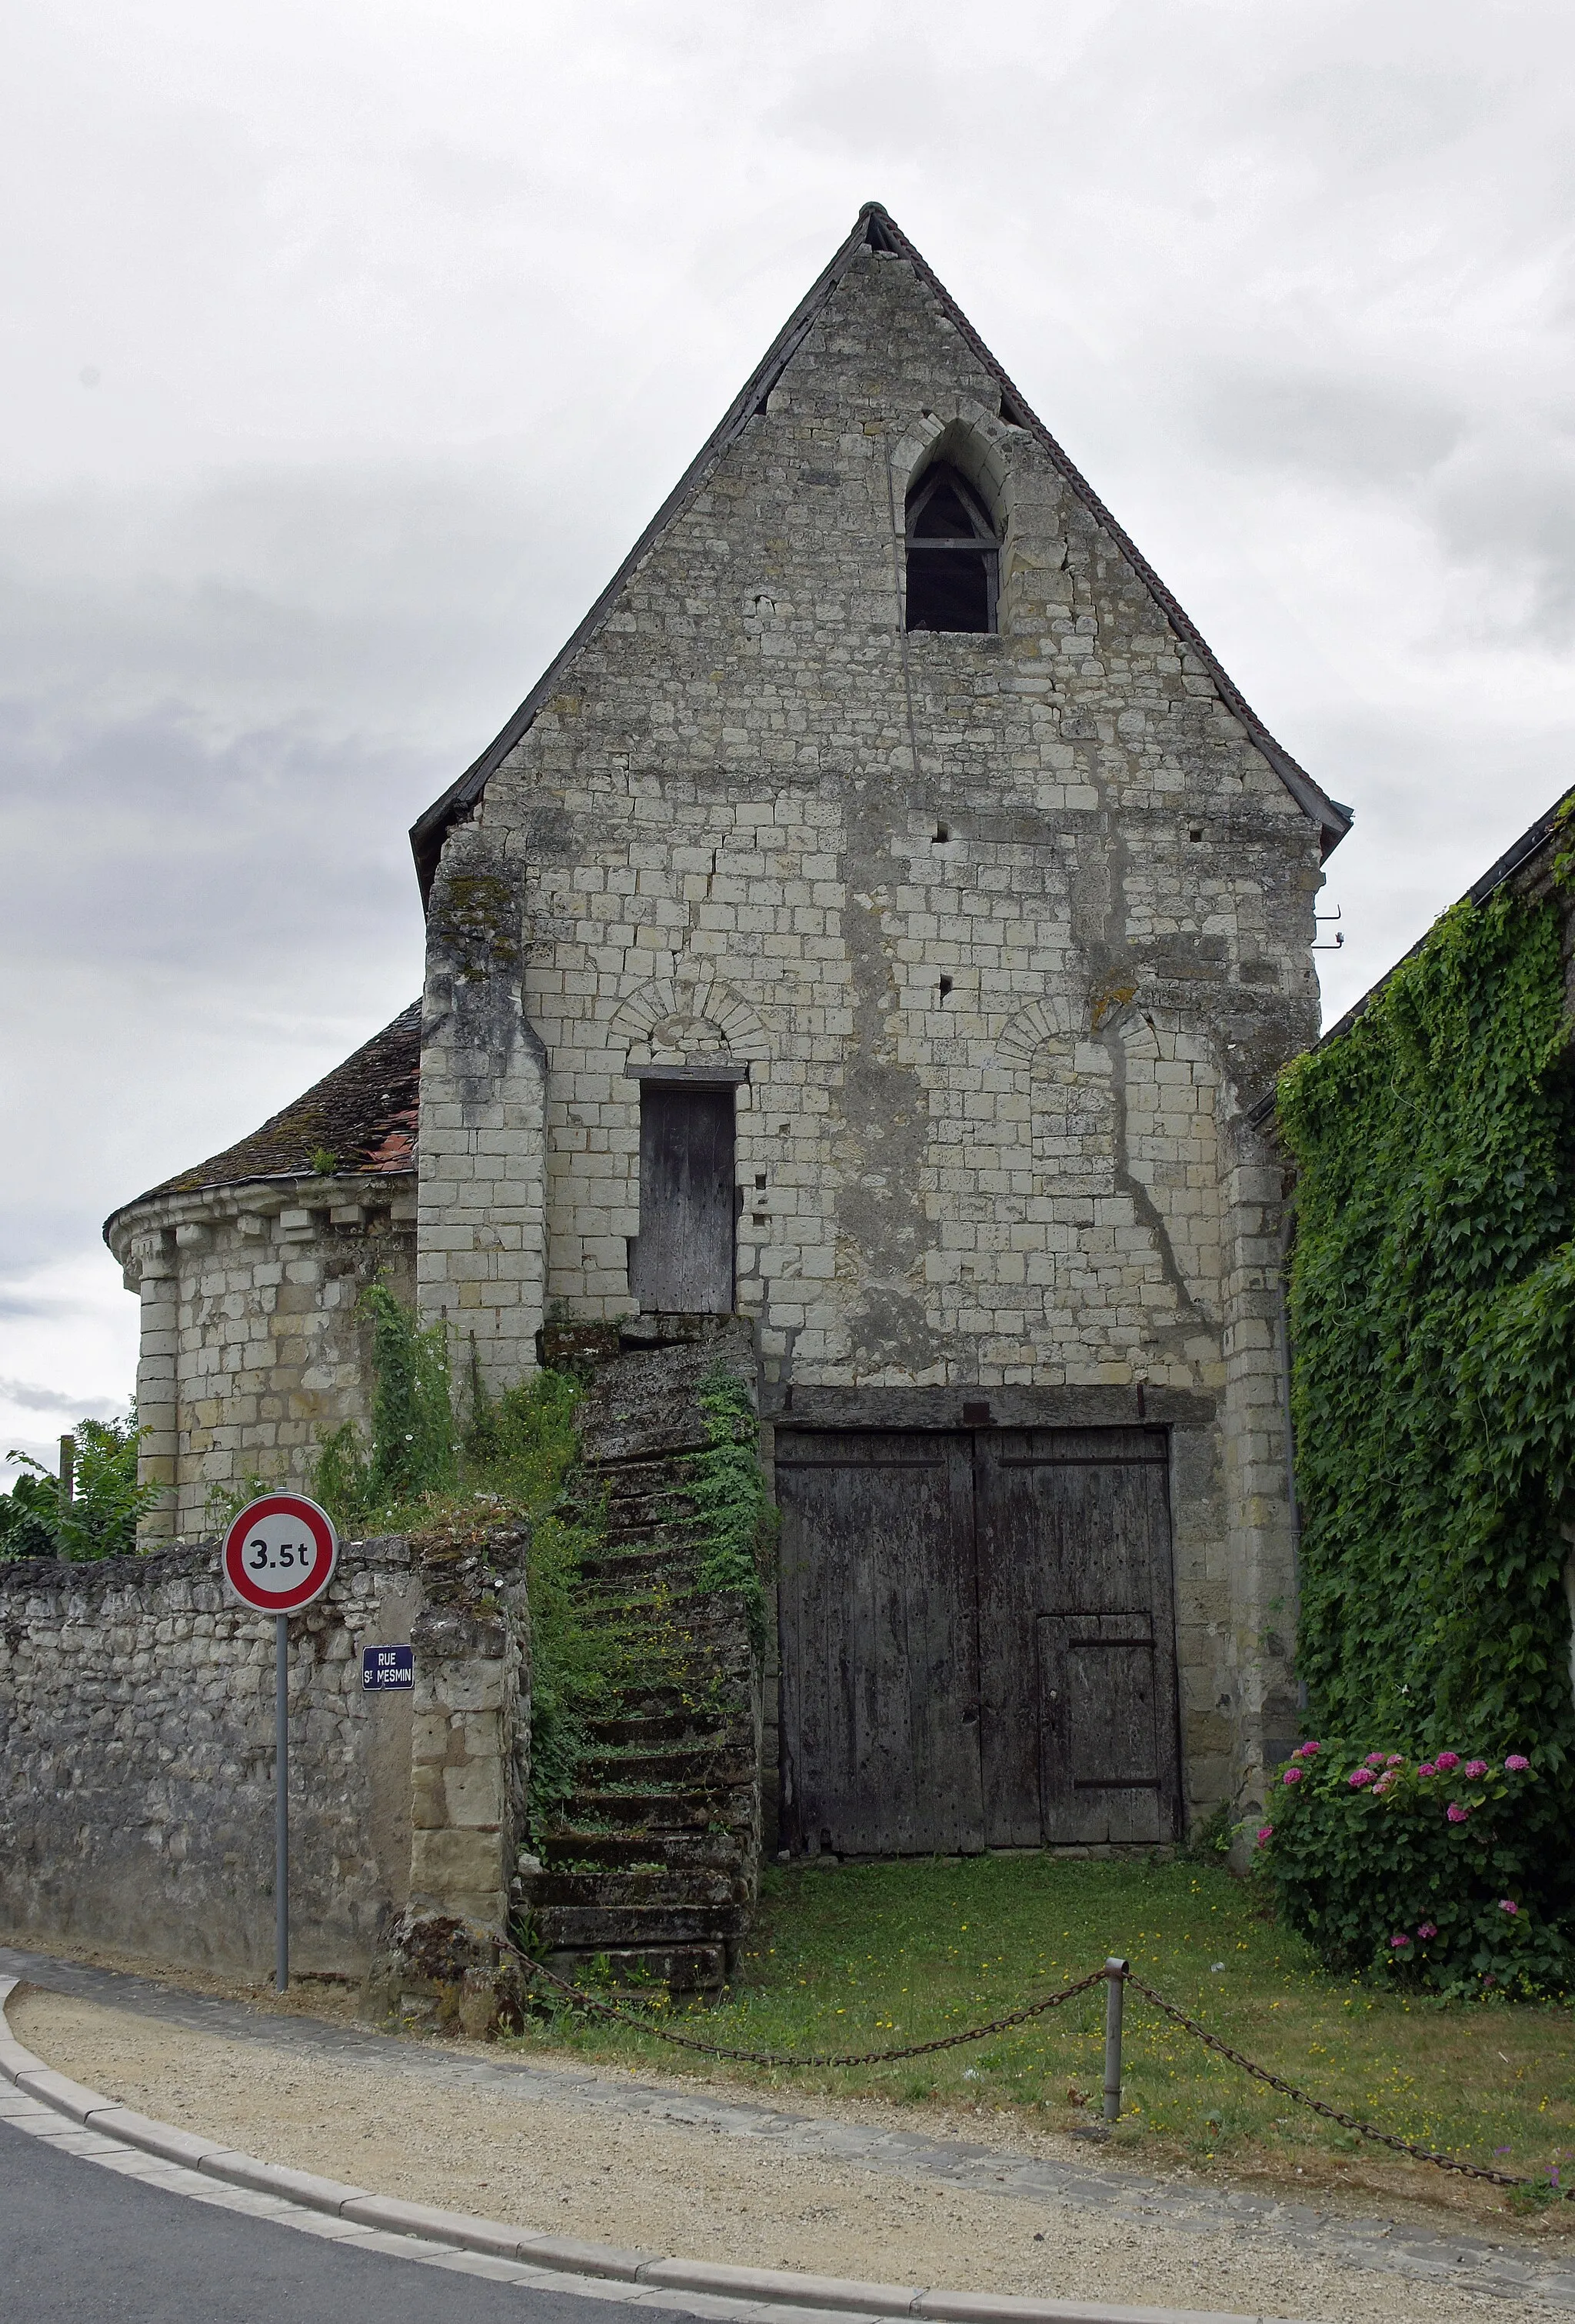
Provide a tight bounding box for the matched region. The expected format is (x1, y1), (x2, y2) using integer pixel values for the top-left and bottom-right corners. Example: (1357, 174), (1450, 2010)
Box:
(122, 1002), (421, 1208)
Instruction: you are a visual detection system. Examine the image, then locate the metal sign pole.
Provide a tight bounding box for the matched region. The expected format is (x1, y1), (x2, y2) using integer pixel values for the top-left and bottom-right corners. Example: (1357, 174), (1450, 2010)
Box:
(275, 1613), (289, 1992)
(221, 1494), (337, 1997)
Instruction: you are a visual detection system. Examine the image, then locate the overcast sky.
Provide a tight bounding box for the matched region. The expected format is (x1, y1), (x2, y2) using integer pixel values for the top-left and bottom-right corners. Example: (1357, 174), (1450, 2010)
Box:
(5, 0), (1573, 1474)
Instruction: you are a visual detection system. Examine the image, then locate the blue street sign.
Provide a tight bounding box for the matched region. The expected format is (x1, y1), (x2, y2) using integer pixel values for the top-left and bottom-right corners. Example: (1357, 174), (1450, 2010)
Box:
(361, 1644), (414, 1692)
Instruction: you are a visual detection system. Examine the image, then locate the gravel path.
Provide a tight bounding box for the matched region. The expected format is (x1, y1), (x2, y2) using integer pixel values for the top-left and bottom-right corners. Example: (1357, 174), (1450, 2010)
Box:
(4, 1945), (1572, 2324)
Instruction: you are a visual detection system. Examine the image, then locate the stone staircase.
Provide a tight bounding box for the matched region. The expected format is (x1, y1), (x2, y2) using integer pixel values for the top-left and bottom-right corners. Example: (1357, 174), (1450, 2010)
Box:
(511, 1319), (762, 1994)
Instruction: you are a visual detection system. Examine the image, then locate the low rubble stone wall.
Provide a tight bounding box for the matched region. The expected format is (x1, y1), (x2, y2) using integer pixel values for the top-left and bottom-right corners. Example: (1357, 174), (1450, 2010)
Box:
(0, 1531), (528, 1980)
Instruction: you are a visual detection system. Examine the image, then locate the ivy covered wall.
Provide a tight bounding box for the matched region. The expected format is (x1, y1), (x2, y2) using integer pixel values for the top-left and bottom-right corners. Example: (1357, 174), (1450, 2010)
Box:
(1279, 866), (1575, 1765)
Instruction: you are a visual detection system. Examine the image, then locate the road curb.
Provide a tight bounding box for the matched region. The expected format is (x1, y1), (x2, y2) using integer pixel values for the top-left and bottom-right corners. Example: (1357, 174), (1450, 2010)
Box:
(0, 1976), (1301, 2324)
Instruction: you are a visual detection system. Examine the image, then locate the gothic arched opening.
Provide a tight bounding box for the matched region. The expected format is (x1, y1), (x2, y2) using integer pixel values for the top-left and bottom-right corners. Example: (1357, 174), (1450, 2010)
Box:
(904, 461), (999, 633)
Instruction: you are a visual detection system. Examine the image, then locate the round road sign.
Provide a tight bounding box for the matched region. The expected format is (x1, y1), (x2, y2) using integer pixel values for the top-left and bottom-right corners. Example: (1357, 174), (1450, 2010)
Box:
(222, 1493), (338, 1613)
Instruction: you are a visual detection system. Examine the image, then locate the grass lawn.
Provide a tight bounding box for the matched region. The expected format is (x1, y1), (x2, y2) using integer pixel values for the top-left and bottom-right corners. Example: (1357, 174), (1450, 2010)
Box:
(509, 1854), (1575, 2226)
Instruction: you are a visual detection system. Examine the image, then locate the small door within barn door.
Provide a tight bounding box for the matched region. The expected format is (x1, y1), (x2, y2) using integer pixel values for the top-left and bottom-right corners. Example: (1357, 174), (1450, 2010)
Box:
(974, 1429), (1180, 1847)
(631, 1083), (735, 1314)
(776, 1431), (984, 1857)
(1038, 1613), (1168, 1845)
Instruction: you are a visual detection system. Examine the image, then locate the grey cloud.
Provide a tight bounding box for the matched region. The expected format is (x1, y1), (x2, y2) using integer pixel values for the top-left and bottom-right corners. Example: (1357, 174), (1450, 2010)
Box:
(1426, 433), (1575, 642)
(1189, 370), (1466, 488)
(1270, 64), (1493, 168)
(0, 1379), (122, 1417)
(0, 458), (604, 745)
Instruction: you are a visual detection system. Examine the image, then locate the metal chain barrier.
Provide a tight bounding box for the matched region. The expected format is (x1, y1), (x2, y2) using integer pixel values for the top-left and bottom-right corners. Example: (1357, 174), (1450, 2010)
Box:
(498, 1937), (1568, 2197)
(503, 1936), (1108, 2069)
(1123, 1972), (1570, 2199)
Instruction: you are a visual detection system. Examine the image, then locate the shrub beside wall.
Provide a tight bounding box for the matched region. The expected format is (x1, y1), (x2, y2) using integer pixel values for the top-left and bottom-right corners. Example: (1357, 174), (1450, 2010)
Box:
(1257, 1739), (1573, 1996)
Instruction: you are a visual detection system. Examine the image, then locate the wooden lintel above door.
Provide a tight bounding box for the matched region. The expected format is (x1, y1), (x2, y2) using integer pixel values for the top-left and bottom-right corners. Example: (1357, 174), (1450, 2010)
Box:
(627, 1062), (751, 1085)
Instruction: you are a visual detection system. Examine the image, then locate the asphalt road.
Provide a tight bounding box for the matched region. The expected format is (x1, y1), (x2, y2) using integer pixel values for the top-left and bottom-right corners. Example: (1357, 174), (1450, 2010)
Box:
(1, 2116), (681, 2324)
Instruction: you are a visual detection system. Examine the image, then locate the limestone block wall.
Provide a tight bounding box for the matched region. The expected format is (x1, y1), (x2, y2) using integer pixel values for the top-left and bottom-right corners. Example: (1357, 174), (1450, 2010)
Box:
(431, 242), (1320, 1810)
(0, 1532), (529, 1977)
(408, 1553), (531, 1932)
(417, 824), (548, 1394)
(107, 1172), (416, 1542)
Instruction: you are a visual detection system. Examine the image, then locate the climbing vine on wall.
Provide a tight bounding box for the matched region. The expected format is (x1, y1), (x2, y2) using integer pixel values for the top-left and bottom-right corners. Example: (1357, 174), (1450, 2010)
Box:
(688, 1362), (774, 1655)
(1278, 884), (1575, 1765)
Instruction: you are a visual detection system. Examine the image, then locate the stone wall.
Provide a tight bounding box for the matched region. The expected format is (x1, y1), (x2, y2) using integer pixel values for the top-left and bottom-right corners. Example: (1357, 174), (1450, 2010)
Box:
(0, 1532), (528, 1978)
(415, 827), (549, 1395)
(416, 242), (1324, 1810)
(105, 1172), (416, 1542)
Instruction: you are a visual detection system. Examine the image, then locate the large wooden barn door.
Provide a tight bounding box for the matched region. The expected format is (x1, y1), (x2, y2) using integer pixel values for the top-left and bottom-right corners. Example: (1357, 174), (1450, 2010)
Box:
(775, 1431), (984, 1856)
(631, 1083), (735, 1313)
(776, 1425), (1180, 1856)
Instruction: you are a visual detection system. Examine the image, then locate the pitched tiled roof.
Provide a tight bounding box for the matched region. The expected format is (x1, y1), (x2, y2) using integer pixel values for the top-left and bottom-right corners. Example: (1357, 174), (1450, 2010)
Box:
(411, 202), (1351, 901)
(117, 1002), (421, 1209)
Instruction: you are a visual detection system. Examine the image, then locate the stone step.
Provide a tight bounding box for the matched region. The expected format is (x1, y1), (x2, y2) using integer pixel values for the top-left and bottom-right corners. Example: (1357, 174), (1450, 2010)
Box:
(578, 1551), (698, 1590)
(580, 1746), (755, 1788)
(592, 1512), (701, 1549)
(531, 1902), (748, 1948)
(566, 1789), (737, 1828)
(541, 1830), (745, 1872)
(582, 1459), (706, 1499)
(584, 1709), (725, 1746)
(599, 1482), (701, 1515)
(521, 1864), (747, 1909)
(591, 1512), (701, 1542)
(589, 1598), (752, 1644)
(541, 1942), (727, 1995)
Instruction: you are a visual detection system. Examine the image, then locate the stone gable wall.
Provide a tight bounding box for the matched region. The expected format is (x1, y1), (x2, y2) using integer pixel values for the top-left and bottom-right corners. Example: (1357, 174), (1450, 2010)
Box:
(416, 245), (1320, 1809)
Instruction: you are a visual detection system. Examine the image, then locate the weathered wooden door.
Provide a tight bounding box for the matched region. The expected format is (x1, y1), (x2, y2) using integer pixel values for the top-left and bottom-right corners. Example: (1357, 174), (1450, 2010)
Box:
(631, 1083), (735, 1313)
(775, 1431), (984, 1856)
(775, 1425), (1180, 1855)
(974, 1429), (1180, 1846)
(1038, 1613), (1170, 1845)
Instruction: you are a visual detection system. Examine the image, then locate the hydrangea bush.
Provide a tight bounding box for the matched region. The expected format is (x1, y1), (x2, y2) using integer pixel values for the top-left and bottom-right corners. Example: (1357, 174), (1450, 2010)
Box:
(1256, 1739), (1575, 1997)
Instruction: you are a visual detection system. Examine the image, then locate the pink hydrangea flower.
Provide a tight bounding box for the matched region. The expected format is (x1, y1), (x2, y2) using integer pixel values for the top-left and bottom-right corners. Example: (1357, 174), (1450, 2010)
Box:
(1504, 1754), (1530, 1773)
(1373, 1774), (1397, 1796)
(1386, 1753), (1404, 1766)
(1365, 1751), (1388, 1766)
(1417, 1762), (1437, 1778)
(1299, 1740), (1321, 1756)
(1447, 1801), (1470, 1822)
(1256, 1825), (1274, 1844)
(1435, 1751), (1460, 1772)
(1499, 1899), (1520, 1916)
(1283, 1766), (1303, 1786)
(1390, 1933), (1411, 1949)
(1464, 1759), (1488, 1780)
(1417, 1922), (1437, 1939)
(1349, 1767), (1375, 1788)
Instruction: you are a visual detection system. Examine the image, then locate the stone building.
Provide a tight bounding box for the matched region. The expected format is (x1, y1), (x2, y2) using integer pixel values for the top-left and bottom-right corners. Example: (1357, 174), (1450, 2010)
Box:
(108, 203), (1350, 1854)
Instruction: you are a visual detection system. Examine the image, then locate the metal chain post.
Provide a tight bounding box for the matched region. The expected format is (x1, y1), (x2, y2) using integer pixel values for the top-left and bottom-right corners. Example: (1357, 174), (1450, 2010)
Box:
(1102, 1956), (1127, 2122)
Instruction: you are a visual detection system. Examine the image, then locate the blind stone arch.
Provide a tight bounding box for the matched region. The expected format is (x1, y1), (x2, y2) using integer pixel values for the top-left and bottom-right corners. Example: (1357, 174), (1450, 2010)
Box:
(607, 965), (770, 1067)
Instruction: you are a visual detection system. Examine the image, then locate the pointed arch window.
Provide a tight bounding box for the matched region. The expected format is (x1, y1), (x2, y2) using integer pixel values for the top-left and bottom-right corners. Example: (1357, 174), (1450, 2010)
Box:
(904, 462), (999, 634)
